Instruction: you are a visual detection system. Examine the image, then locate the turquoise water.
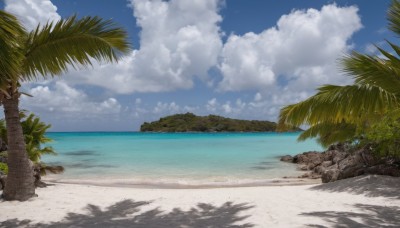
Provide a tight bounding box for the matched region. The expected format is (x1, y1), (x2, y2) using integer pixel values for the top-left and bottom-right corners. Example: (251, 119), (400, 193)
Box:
(43, 132), (323, 186)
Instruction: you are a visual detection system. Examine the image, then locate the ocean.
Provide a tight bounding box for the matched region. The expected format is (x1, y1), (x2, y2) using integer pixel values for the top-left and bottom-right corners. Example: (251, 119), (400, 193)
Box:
(43, 132), (323, 187)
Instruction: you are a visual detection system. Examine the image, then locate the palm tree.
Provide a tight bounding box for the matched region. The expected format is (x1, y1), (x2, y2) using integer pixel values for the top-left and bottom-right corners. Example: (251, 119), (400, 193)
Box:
(0, 12), (130, 201)
(278, 0), (400, 147)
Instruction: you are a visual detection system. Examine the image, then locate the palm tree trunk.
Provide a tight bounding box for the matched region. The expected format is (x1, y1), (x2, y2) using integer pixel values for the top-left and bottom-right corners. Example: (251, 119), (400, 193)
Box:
(2, 94), (35, 201)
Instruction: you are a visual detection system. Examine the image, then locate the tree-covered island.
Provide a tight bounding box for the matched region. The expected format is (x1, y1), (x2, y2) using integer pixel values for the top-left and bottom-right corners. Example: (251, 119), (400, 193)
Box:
(140, 113), (300, 132)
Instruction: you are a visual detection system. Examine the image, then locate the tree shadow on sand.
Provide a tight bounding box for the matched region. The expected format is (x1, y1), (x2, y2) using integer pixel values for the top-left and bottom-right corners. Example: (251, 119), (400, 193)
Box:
(301, 203), (400, 228)
(0, 200), (254, 228)
(310, 175), (400, 199)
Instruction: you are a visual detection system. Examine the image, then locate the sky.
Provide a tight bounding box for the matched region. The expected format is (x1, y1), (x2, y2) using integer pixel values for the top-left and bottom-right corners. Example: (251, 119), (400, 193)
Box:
(0, 0), (394, 131)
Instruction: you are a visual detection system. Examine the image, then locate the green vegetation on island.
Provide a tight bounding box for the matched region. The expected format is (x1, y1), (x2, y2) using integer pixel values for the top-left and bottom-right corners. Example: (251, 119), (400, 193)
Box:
(141, 113), (299, 132)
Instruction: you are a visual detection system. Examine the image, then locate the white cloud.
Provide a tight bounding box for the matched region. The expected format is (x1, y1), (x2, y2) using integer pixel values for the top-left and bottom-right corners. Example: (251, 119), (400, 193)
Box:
(60, 0), (223, 94)
(254, 93), (262, 101)
(222, 101), (232, 113)
(5, 0), (60, 31)
(153, 101), (180, 114)
(218, 4), (362, 92)
(206, 98), (218, 112)
(21, 81), (121, 117)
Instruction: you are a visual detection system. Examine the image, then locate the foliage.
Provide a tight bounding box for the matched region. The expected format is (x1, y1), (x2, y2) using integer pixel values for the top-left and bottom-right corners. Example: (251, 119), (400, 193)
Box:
(0, 112), (61, 176)
(0, 11), (25, 81)
(21, 113), (56, 163)
(364, 114), (400, 158)
(0, 162), (8, 174)
(278, 0), (400, 156)
(141, 113), (299, 132)
(0, 151), (7, 158)
(0, 112), (56, 163)
(22, 15), (130, 79)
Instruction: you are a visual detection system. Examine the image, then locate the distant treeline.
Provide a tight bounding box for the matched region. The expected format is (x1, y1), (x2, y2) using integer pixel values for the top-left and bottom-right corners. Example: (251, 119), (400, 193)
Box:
(140, 113), (300, 132)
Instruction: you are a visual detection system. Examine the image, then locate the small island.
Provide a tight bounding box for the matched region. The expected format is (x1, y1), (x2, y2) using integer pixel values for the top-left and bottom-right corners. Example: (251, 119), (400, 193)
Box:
(140, 113), (299, 132)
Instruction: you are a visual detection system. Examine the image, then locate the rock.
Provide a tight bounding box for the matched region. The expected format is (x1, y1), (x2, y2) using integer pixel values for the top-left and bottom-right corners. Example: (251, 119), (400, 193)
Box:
(286, 143), (400, 183)
(366, 164), (400, 177)
(293, 151), (324, 170)
(280, 155), (293, 162)
(299, 172), (321, 179)
(327, 143), (348, 152)
(320, 161), (333, 167)
(33, 164), (46, 188)
(321, 168), (339, 183)
(298, 164), (309, 171)
(0, 175), (6, 190)
(313, 164), (328, 175)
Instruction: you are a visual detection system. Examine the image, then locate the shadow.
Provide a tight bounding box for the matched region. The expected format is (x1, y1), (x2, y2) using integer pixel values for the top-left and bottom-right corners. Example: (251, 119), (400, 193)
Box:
(250, 166), (274, 170)
(302, 203), (400, 227)
(64, 150), (98, 156)
(0, 200), (254, 228)
(63, 163), (116, 169)
(310, 175), (400, 199)
(250, 161), (276, 170)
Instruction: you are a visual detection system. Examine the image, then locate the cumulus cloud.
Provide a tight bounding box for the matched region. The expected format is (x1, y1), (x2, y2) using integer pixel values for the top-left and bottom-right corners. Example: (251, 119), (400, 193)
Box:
(5, 0), (60, 31)
(3, 1), (365, 130)
(21, 81), (121, 117)
(60, 0), (223, 94)
(218, 4), (362, 92)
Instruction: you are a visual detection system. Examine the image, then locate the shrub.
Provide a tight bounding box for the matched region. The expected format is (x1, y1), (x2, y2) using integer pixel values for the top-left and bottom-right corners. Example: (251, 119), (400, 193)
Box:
(0, 162), (8, 174)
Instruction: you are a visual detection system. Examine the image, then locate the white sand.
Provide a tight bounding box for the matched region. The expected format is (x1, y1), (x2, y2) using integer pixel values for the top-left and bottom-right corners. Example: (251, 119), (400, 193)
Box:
(0, 175), (399, 227)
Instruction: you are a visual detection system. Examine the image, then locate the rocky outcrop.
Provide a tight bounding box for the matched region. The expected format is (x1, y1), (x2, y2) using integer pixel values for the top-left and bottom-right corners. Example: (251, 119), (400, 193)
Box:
(280, 155), (293, 162)
(0, 174), (6, 190)
(282, 144), (400, 183)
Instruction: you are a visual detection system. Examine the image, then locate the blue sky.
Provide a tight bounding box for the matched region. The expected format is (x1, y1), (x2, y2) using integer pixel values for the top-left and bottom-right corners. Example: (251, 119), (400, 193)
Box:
(1, 0), (393, 131)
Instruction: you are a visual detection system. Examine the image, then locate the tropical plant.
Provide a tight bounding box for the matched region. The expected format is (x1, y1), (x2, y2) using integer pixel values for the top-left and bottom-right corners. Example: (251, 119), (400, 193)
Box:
(0, 11), (130, 201)
(364, 113), (400, 157)
(0, 162), (7, 174)
(278, 0), (400, 152)
(0, 111), (64, 177)
(21, 113), (56, 162)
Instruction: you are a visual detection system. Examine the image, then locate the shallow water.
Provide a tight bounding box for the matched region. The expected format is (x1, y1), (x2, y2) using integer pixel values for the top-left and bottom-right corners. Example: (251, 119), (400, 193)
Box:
(43, 132), (323, 186)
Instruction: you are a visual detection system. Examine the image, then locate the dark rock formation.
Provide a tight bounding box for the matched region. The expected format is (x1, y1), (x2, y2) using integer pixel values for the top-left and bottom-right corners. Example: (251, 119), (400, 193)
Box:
(0, 174), (6, 190)
(282, 144), (400, 183)
(280, 155), (293, 162)
(33, 164), (47, 188)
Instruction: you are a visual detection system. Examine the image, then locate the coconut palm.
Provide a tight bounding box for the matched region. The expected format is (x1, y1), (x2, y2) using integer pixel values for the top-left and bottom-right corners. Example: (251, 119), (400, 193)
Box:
(278, 0), (400, 147)
(0, 11), (130, 201)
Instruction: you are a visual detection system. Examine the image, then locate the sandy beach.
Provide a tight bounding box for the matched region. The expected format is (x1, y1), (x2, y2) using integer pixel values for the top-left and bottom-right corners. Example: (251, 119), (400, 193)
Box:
(1, 175), (399, 227)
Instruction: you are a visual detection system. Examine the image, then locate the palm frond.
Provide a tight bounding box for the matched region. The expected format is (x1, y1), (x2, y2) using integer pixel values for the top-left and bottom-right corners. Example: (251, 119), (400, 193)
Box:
(278, 84), (400, 128)
(388, 0), (400, 35)
(22, 15), (131, 79)
(341, 50), (400, 95)
(298, 122), (357, 148)
(0, 10), (25, 84)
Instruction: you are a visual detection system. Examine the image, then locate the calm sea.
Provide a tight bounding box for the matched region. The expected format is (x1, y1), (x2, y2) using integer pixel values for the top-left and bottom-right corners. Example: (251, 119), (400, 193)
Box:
(43, 132), (323, 187)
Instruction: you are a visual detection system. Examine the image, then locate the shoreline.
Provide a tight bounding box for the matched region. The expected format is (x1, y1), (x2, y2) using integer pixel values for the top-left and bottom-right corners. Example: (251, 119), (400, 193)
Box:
(1, 175), (399, 227)
(43, 176), (321, 189)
